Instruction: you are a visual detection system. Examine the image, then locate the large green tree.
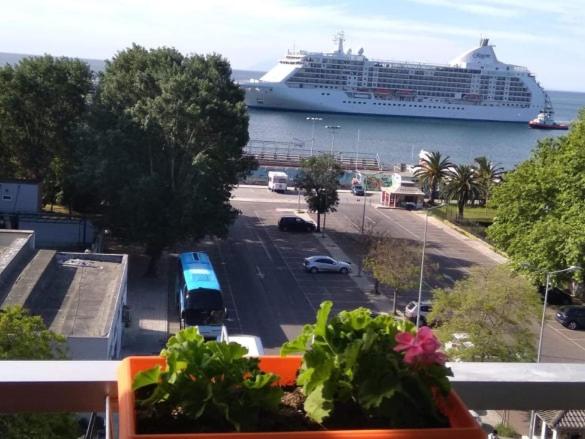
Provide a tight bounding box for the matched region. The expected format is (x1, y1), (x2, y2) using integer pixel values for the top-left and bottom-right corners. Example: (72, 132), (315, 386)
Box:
(414, 151), (453, 205)
(0, 306), (80, 438)
(295, 154), (344, 232)
(487, 112), (585, 279)
(0, 55), (93, 206)
(363, 237), (437, 315)
(442, 164), (481, 220)
(82, 45), (256, 273)
(429, 265), (540, 362)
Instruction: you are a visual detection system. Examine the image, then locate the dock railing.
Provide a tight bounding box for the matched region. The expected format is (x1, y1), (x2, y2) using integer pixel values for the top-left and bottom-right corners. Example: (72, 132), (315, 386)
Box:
(245, 139), (384, 170)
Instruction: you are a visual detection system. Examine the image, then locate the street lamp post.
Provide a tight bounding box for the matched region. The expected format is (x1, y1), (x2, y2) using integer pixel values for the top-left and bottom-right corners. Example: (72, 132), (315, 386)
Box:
(527, 264), (581, 438)
(360, 175), (368, 234)
(325, 125), (341, 154)
(415, 203), (445, 329)
(537, 265), (581, 360)
(306, 117), (322, 156)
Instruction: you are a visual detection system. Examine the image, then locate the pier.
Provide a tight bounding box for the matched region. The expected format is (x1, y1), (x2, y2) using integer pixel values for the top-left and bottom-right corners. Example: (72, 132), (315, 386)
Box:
(244, 139), (385, 171)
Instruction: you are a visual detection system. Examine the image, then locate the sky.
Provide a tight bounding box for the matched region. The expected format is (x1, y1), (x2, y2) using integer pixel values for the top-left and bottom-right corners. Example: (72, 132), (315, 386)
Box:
(1, 0), (584, 91)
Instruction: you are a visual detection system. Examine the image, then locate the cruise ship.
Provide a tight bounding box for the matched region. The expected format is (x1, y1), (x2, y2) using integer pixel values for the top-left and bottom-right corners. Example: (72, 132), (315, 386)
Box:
(241, 34), (551, 122)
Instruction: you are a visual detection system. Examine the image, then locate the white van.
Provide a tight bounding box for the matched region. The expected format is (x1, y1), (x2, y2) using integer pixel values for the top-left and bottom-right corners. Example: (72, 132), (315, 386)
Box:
(268, 171), (288, 193)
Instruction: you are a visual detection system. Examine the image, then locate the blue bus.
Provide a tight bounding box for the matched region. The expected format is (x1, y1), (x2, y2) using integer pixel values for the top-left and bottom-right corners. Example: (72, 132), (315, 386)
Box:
(176, 251), (227, 339)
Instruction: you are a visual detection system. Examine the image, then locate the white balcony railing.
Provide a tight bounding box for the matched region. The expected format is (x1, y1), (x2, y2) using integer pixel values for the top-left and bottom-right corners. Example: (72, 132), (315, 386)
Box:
(1, 360), (585, 435)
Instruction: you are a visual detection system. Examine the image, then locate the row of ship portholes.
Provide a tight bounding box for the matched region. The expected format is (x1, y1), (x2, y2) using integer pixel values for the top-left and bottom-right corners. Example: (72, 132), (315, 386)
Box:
(341, 100), (465, 110)
(340, 101), (530, 110)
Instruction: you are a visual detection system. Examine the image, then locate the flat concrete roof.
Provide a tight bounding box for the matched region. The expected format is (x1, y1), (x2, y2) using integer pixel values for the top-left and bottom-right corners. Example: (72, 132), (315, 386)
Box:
(1, 246), (126, 338)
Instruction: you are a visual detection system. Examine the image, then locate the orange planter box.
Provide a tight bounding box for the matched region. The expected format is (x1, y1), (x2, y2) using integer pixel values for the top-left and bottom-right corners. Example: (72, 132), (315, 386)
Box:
(118, 356), (485, 439)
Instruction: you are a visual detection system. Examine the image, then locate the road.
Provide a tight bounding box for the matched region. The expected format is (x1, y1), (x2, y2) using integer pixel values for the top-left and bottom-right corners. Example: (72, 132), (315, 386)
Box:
(169, 185), (585, 361)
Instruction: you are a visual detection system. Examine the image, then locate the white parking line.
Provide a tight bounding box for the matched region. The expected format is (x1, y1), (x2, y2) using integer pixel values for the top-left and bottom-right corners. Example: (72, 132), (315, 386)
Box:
(252, 212), (273, 262)
(253, 212), (317, 313)
(215, 240), (243, 333)
(547, 322), (585, 353)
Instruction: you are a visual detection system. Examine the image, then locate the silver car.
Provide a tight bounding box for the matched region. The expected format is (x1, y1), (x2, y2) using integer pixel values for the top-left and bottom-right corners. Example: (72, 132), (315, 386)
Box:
(304, 256), (352, 274)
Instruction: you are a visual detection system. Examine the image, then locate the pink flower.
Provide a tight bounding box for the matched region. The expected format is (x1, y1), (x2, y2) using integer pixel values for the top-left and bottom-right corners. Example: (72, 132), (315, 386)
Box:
(394, 326), (447, 366)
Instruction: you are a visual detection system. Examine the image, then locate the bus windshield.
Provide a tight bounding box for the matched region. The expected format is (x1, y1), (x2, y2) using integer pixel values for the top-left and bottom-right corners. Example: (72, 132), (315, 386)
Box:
(183, 289), (226, 326)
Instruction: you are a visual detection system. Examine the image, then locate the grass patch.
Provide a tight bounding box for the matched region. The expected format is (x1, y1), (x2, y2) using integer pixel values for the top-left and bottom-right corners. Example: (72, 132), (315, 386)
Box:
(432, 204), (496, 222)
(494, 422), (520, 438)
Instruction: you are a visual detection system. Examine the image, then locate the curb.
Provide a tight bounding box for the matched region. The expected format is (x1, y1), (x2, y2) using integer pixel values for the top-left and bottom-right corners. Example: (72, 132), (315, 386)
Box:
(418, 211), (509, 263)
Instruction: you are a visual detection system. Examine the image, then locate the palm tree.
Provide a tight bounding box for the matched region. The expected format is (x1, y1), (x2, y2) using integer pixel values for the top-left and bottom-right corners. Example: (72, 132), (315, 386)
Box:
(443, 164), (481, 220)
(414, 151), (453, 205)
(474, 156), (504, 207)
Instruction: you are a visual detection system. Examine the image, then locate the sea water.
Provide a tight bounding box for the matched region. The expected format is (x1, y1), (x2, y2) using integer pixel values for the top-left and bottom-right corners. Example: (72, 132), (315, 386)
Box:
(234, 70), (585, 170)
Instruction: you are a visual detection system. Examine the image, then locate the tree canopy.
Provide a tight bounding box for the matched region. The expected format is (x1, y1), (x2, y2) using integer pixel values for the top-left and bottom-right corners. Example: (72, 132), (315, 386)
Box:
(487, 112), (585, 281)
(295, 154), (344, 232)
(429, 265), (540, 362)
(363, 237), (437, 315)
(414, 151), (453, 205)
(0, 55), (93, 206)
(442, 164), (481, 219)
(0, 306), (80, 438)
(473, 156), (503, 207)
(78, 45), (256, 271)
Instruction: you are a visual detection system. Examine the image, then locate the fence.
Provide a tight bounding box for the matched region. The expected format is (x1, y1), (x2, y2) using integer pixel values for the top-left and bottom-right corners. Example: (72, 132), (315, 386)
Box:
(245, 139), (384, 171)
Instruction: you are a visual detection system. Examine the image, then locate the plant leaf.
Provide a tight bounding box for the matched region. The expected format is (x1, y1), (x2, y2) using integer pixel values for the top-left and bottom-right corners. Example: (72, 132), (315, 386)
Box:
(304, 382), (333, 423)
(132, 365), (161, 391)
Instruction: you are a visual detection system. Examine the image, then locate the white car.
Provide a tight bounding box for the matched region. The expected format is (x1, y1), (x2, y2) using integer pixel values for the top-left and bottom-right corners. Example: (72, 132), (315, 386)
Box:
(404, 301), (433, 324)
(304, 256), (352, 274)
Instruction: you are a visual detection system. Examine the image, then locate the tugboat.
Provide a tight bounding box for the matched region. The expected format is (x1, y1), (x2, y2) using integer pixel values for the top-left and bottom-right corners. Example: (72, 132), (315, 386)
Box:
(528, 111), (569, 130)
(528, 98), (569, 130)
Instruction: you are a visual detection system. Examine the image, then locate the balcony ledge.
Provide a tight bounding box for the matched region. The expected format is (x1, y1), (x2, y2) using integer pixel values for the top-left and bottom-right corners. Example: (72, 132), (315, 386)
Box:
(1, 360), (584, 412)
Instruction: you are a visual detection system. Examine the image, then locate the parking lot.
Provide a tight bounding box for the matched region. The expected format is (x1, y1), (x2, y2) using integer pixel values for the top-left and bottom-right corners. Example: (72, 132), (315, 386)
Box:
(189, 202), (376, 353)
(160, 185), (585, 360)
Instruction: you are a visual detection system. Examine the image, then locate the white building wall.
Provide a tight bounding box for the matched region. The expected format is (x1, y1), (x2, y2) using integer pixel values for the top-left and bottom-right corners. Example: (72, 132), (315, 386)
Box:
(0, 182), (40, 213)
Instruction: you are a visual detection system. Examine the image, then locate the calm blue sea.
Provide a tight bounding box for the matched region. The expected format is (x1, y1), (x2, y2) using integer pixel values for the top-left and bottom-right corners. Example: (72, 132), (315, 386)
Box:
(233, 70), (585, 170)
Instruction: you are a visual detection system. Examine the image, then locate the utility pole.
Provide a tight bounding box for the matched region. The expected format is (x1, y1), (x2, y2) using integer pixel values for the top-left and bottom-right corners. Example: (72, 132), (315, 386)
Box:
(360, 176), (367, 234)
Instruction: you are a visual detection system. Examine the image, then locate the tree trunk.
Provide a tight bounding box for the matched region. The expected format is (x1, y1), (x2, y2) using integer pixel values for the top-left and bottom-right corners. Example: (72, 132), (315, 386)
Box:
(373, 278), (380, 295)
(316, 212), (321, 232)
(392, 288), (398, 315)
(430, 182), (436, 205)
(458, 200), (465, 220)
(145, 243), (164, 277)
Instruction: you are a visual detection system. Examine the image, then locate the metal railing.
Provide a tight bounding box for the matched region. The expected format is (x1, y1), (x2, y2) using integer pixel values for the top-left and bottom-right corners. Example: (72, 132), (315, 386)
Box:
(1, 360), (585, 412)
(244, 139), (384, 171)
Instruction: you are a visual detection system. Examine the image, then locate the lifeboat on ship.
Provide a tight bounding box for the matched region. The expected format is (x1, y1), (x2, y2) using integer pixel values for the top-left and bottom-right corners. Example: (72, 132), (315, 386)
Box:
(528, 112), (569, 130)
(396, 89), (415, 96)
(462, 93), (481, 102)
(374, 87), (392, 96)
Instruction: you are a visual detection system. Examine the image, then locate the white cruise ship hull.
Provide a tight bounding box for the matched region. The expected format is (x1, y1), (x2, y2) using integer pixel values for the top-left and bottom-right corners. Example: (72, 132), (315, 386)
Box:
(244, 84), (542, 123)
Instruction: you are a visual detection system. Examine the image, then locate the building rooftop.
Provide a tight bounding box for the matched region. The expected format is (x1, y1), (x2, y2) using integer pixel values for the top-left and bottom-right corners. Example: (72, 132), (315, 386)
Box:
(1, 251), (125, 337)
(0, 230), (126, 342)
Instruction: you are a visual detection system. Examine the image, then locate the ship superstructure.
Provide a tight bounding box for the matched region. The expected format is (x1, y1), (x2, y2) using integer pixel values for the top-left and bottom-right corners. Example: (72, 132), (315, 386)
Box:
(242, 33), (549, 122)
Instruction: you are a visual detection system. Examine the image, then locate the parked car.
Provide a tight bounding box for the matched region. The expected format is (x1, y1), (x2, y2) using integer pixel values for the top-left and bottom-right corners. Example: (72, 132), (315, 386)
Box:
(304, 256), (352, 274)
(538, 285), (573, 305)
(278, 216), (316, 232)
(403, 201), (418, 211)
(404, 300), (433, 325)
(555, 306), (585, 330)
(351, 185), (365, 196)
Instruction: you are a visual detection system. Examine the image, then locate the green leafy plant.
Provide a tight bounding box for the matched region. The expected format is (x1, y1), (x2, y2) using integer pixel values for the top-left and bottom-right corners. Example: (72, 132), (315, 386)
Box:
(132, 327), (282, 432)
(281, 301), (453, 428)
